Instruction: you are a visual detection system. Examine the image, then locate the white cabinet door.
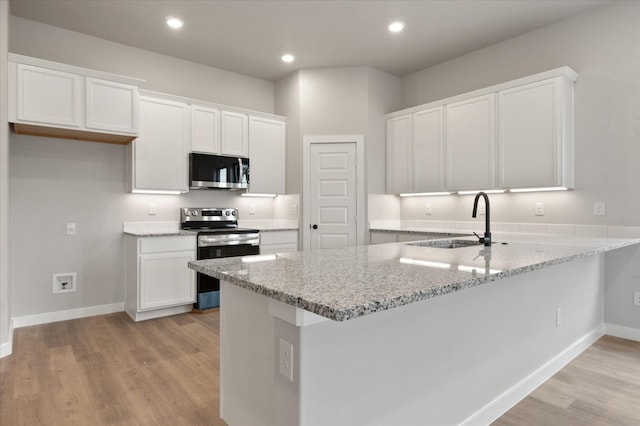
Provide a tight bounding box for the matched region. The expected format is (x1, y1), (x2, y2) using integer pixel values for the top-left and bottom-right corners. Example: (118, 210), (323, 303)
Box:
(139, 251), (195, 311)
(386, 114), (412, 194)
(413, 107), (444, 192)
(249, 116), (285, 194)
(499, 78), (568, 188)
(85, 77), (138, 135)
(133, 96), (189, 192)
(191, 105), (221, 154)
(445, 94), (496, 191)
(16, 63), (82, 128)
(221, 110), (248, 157)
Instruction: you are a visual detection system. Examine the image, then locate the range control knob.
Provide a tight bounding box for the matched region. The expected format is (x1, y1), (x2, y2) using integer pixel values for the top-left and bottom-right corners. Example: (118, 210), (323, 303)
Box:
(231, 210), (237, 216)
(225, 211), (231, 216)
(191, 210), (199, 216)
(184, 210), (190, 216)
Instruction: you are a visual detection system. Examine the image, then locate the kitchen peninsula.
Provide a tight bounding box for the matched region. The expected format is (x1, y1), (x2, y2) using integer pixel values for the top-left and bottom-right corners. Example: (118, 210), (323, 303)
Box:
(189, 235), (640, 426)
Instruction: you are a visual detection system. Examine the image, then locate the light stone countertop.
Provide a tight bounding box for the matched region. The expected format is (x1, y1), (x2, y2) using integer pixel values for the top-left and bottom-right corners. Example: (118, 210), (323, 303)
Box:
(188, 234), (640, 322)
(124, 230), (197, 237)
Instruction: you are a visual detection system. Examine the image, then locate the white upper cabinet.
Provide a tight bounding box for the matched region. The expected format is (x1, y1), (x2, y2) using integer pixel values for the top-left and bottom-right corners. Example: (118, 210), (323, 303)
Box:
(190, 105), (221, 154)
(385, 67), (577, 194)
(15, 63), (82, 128)
(85, 77), (138, 134)
(386, 114), (413, 194)
(9, 54), (142, 144)
(413, 107), (444, 192)
(221, 110), (249, 157)
(445, 94), (496, 191)
(248, 116), (286, 194)
(498, 77), (574, 189)
(129, 95), (189, 192)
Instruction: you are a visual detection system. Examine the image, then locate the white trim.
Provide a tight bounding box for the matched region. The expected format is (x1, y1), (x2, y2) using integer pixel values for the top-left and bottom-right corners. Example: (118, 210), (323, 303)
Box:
(460, 324), (605, 426)
(386, 66), (578, 119)
(0, 318), (14, 358)
(13, 302), (124, 329)
(8, 53), (144, 86)
(605, 323), (640, 342)
(302, 135), (366, 251)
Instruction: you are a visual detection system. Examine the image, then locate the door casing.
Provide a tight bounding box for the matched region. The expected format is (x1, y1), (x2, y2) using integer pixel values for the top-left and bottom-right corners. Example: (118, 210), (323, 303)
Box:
(302, 135), (366, 251)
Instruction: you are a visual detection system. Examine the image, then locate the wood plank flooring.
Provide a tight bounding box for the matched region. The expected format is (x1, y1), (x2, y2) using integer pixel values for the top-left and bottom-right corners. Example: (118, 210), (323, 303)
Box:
(493, 335), (640, 425)
(0, 312), (226, 426)
(1, 312), (639, 426)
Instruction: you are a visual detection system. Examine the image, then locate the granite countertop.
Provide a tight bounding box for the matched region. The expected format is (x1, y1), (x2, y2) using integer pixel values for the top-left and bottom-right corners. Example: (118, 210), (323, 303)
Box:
(188, 234), (640, 322)
(124, 230), (197, 237)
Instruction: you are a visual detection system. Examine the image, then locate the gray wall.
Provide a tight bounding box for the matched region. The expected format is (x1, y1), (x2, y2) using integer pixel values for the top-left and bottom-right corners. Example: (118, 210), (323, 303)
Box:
(397, 1), (640, 228)
(7, 17), (278, 318)
(1, 0), (11, 352)
(10, 16), (274, 113)
(396, 1), (640, 333)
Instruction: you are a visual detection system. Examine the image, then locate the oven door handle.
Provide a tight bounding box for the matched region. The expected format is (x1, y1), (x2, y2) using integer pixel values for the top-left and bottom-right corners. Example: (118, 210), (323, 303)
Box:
(198, 233), (260, 247)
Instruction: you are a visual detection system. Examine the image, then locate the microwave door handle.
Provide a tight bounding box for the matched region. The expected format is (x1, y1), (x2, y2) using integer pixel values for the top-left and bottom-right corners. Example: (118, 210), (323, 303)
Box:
(237, 158), (242, 183)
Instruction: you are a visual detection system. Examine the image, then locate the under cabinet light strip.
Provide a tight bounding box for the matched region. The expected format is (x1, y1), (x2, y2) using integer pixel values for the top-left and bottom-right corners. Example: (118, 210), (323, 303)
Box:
(241, 193), (277, 198)
(399, 192), (452, 197)
(509, 187), (568, 193)
(457, 190), (506, 195)
(131, 190), (183, 195)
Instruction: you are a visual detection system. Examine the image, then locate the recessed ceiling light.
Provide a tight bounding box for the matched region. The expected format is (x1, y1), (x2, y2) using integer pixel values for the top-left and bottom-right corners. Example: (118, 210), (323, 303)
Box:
(166, 16), (183, 29)
(281, 54), (295, 63)
(388, 21), (405, 33)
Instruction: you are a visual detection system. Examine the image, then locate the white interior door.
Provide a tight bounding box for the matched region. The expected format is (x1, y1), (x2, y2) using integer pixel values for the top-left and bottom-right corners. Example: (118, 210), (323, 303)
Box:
(309, 143), (357, 250)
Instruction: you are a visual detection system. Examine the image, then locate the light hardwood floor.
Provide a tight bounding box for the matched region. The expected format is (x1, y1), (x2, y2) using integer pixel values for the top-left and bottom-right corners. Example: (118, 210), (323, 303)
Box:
(1, 312), (639, 426)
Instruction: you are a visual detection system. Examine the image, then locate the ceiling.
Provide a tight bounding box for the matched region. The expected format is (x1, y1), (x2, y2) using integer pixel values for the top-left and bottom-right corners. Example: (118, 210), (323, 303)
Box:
(9, 0), (610, 82)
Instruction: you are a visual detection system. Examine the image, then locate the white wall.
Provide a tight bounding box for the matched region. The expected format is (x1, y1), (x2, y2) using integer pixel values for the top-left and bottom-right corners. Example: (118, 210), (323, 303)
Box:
(397, 1), (640, 228)
(1, 0), (11, 355)
(275, 71), (302, 194)
(7, 17), (279, 320)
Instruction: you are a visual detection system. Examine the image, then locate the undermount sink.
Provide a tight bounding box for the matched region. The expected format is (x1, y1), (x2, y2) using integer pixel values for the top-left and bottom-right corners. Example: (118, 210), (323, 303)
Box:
(407, 239), (484, 249)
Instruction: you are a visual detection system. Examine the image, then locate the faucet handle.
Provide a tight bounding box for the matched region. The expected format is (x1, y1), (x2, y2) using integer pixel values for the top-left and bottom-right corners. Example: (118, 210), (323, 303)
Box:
(473, 231), (485, 244)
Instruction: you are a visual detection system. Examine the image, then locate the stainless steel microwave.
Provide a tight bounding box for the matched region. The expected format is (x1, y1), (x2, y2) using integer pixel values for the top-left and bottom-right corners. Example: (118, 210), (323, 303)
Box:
(189, 153), (249, 190)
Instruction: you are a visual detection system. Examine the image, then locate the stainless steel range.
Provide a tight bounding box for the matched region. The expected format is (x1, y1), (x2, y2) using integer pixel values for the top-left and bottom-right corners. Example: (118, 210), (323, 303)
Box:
(181, 207), (259, 310)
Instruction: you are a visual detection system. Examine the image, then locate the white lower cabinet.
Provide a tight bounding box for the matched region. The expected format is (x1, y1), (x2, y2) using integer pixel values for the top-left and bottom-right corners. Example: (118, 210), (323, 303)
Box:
(125, 234), (196, 321)
(260, 231), (298, 254)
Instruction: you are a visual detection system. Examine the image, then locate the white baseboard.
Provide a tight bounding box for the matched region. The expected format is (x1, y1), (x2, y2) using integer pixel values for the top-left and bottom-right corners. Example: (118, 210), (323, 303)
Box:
(13, 302), (125, 329)
(461, 324), (605, 426)
(0, 317), (14, 358)
(605, 323), (640, 342)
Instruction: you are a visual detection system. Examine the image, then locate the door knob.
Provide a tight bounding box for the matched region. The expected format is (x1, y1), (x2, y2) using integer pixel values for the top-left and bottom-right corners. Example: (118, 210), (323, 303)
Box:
(312, 224), (318, 229)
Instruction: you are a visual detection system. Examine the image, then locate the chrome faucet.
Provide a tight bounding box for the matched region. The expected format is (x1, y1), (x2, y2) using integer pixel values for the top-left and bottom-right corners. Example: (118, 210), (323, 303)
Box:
(472, 192), (492, 246)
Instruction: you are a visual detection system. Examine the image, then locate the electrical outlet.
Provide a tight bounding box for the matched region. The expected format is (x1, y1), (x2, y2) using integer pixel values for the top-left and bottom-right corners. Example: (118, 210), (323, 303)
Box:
(593, 201), (606, 216)
(66, 223), (76, 235)
(535, 203), (545, 216)
(425, 203), (432, 215)
(478, 204), (486, 215)
(249, 204), (256, 215)
(52, 272), (77, 294)
(634, 291), (640, 307)
(291, 204), (298, 216)
(148, 203), (157, 215)
(279, 338), (294, 381)
(556, 308), (562, 327)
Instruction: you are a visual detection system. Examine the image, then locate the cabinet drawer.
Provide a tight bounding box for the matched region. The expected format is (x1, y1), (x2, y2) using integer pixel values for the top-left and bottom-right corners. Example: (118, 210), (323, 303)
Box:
(260, 231), (298, 245)
(140, 236), (196, 254)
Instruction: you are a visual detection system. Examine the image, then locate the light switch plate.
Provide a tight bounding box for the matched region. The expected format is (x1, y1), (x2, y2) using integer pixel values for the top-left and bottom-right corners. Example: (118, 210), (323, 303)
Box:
(66, 223), (76, 235)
